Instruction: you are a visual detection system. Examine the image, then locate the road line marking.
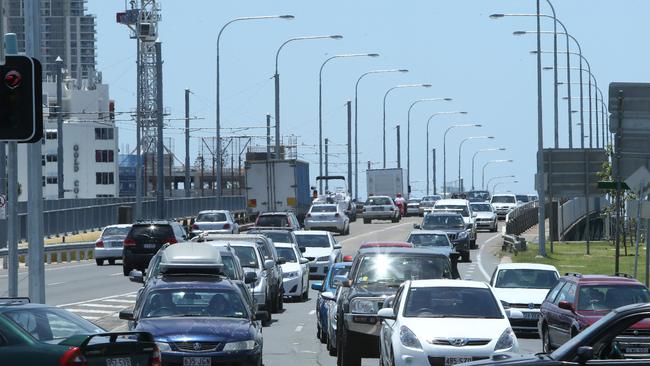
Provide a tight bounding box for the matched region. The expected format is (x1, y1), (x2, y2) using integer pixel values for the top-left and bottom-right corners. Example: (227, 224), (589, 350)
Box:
(110, 272), (123, 276)
(56, 291), (138, 308)
(102, 299), (135, 304)
(295, 325), (303, 332)
(65, 308), (114, 314)
(309, 310), (316, 315)
(78, 303), (125, 309)
(476, 234), (500, 281)
(48, 282), (65, 286)
(81, 316), (101, 320)
(0, 263), (95, 278)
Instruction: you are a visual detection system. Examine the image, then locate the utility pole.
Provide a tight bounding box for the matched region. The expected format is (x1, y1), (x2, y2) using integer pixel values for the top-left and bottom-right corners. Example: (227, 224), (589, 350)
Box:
(5, 33), (19, 297)
(25, 0), (45, 303)
(155, 42), (165, 219)
(56, 57), (64, 199)
(396, 124), (401, 170)
(535, 0), (547, 257)
(347, 101), (352, 195)
(184, 89), (191, 197)
(432, 148), (437, 195)
(325, 138), (329, 191)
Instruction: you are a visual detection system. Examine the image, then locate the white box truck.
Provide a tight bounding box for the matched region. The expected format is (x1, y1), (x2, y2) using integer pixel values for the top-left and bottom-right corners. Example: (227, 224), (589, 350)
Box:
(366, 168), (408, 199)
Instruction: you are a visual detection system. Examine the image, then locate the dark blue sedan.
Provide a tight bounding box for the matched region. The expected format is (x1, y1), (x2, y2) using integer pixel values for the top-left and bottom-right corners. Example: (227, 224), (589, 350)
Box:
(311, 262), (351, 352)
(120, 274), (264, 366)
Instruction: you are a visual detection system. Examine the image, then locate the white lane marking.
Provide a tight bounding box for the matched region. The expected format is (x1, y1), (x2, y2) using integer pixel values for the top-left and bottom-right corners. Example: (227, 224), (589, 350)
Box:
(476, 234), (500, 281)
(309, 310), (316, 315)
(101, 299), (135, 304)
(65, 308), (114, 314)
(78, 303), (125, 309)
(339, 222), (413, 244)
(80, 316), (101, 320)
(110, 272), (123, 276)
(295, 325), (303, 332)
(48, 282), (65, 286)
(0, 263), (95, 278)
(56, 291), (138, 308)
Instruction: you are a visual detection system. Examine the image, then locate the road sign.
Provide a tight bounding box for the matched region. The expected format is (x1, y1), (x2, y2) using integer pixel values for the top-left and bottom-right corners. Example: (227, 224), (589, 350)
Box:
(627, 201), (650, 219)
(598, 181), (630, 190)
(0, 55), (43, 142)
(542, 148), (608, 197)
(0, 194), (6, 220)
(625, 166), (650, 194)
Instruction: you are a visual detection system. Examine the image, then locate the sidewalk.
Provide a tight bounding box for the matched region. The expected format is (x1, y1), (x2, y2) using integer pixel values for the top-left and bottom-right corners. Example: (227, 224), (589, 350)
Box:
(519, 218), (550, 244)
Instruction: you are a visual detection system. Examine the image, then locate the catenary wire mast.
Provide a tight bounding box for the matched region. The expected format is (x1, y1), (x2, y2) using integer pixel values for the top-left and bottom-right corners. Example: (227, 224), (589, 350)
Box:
(117, 0), (162, 218)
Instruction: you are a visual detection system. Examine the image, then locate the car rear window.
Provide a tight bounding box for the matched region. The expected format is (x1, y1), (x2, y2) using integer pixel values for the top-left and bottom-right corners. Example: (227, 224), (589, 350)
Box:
(257, 215), (289, 227)
(102, 226), (130, 237)
(403, 287), (502, 319)
(423, 215), (464, 229)
(196, 212), (227, 222)
(365, 197), (392, 205)
(311, 205), (337, 213)
(129, 225), (174, 240)
(258, 231), (292, 244)
(295, 234), (330, 248)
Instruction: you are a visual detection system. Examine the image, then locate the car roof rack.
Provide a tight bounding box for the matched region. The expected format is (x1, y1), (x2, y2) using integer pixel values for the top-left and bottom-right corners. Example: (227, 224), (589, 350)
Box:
(614, 272), (633, 279)
(0, 297), (30, 306)
(565, 272), (582, 278)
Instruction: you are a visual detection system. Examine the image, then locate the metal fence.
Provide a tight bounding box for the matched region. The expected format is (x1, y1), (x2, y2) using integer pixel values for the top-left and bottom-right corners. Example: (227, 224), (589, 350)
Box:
(558, 196), (609, 238)
(15, 195), (246, 241)
(505, 201), (540, 235)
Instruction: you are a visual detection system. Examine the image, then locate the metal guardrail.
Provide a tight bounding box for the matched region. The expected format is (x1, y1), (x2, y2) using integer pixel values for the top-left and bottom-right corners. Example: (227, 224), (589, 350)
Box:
(505, 201), (540, 235)
(559, 196), (609, 239)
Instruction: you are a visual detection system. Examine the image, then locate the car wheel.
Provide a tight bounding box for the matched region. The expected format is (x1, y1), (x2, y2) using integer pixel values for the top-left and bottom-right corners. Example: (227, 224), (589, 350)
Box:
(301, 286), (309, 301)
(317, 324), (322, 340)
(328, 335), (337, 356)
(122, 264), (130, 276)
(262, 311), (272, 327)
(391, 217), (399, 223)
(96, 259), (104, 266)
(363, 218), (371, 224)
(542, 324), (553, 353)
(338, 328), (361, 366)
(461, 250), (470, 263)
(108, 259), (116, 265)
(320, 327), (327, 344)
(278, 290), (284, 311)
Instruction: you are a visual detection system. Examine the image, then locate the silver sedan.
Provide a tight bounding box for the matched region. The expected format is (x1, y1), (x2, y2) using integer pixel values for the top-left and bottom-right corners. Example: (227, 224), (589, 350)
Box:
(95, 224), (131, 266)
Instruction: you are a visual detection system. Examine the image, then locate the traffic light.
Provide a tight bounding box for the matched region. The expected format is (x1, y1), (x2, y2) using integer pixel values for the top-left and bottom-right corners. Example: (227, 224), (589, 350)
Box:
(0, 55), (43, 142)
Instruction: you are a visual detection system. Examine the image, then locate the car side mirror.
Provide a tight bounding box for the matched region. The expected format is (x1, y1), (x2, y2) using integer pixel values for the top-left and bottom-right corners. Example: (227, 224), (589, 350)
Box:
(244, 271), (257, 284)
(507, 309), (524, 320)
(576, 346), (594, 363)
(558, 300), (574, 312)
(299, 258), (310, 265)
(413, 223), (421, 229)
(472, 213), (477, 218)
(333, 244), (342, 250)
(321, 291), (336, 301)
(129, 270), (144, 284)
(377, 307), (396, 321)
(299, 247), (306, 253)
(311, 281), (323, 291)
(119, 309), (134, 321)
(263, 260), (276, 270)
(383, 295), (395, 309)
(277, 257), (287, 265)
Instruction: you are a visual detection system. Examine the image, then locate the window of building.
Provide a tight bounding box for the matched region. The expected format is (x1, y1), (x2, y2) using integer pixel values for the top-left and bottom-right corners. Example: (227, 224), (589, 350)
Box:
(96, 194), (115, 198)
(45, 131), (57, 140)
(46, 177), (58, 185)
(94, 128), (114, 140)
(96, 172), (114, 185)
(45, 154), (57, 163)
(95, 150), (114, 163)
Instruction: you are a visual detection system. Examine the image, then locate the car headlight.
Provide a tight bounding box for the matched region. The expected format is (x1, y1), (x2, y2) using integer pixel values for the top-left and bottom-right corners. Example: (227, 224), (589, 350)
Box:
(494, 327), (516, 351)
(399, 326), (422, 350)
(317, 256), (330, 262)
(349, 298), (378, 314)
(223, 340), (257, 352)
(283, 271), (299, 279)
(155, 342), (172, 352)
(457, 231), (468, 239)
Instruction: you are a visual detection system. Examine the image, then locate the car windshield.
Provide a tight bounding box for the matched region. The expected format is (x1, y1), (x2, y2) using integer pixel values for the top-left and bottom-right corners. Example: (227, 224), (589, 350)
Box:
(231, 246), (259, 268)
(434, 205), (469, 217)
(102, 226), (130, 237)
(276, 247), (297, 263)
(471, 204), (493, 212)
(516, 195), (529, 202)
(365, 197), (392, 205)
(257, 215), (289, 227)
(576, 285), (650, 311)
(494, 269), (559, 289)
(467, 191), (490, 200)
(220, 256), (238, 280)
(355, 255), (453, 284)
(295, 234), (330, 248)
(311, 205), (337, 213)
(407, 233), (450, 248)
(403, 287), (503, 319)
(422, 215), (464, 229)
(196, 212), (227, 222)
(5, 307), (103, 342)
(141, 289), (247, 319)
(257, 231), (292, 244)
(491, 196), (516, 203)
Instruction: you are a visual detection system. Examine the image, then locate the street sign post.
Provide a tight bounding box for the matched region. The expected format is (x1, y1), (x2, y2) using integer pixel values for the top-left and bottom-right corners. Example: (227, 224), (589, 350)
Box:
(624, 166), (650, 278)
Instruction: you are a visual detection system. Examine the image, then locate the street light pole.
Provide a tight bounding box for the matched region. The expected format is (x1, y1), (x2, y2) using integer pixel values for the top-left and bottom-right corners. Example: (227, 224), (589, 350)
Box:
(406, 98), (452, 195)
(471, 148), (506, 190)
(382, 84), (432, 168)
(458, 136), (495, 192)
(482, 160), (514, 189)
(493, 180), (519, 194)
(425, 112), (468, 195)
(443, 123), (480, 196)
(487, 174), (516, 192)
(275, 34), (342, 159)
(216, 15), (294, 199)
(355, 68), (409, 199)
(319, 52), (380, 193)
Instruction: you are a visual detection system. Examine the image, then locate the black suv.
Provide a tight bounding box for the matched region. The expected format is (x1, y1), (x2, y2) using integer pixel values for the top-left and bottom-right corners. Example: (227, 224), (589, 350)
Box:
(122, 220), (188, 275)
(414, 211), (471, 262)
(335, 247), (459, 366)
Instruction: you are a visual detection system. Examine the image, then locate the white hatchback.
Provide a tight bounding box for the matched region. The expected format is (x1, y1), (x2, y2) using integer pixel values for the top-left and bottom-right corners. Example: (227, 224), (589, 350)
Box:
(378, 280), (520, 366)
(274, 242), (310, 301)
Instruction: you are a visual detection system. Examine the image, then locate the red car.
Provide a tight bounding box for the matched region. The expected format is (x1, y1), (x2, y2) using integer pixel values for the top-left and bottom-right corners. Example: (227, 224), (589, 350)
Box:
(538, 272), (650, 353)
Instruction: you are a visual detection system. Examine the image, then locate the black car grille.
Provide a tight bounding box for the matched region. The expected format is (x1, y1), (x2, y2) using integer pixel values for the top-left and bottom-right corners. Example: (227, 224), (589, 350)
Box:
(447, 233), (458, 241)
(622, 329), (650, 337)
(306, 257), (316, 262)
(174, 342), (221, 352)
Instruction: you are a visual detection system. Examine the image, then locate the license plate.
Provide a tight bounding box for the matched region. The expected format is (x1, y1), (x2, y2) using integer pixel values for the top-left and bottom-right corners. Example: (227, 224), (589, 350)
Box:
(523, 312), (539, 320)
(183, 357), (211, 366)
(445, 356), (473, 366)
(143, 243), (156, 249)
(625, 347), (649, 353)
(106, 358), (132, 366)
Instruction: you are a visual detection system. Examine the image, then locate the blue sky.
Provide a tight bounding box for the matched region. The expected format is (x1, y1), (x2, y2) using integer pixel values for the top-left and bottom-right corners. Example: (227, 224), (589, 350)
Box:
(87, 0), (650, 198)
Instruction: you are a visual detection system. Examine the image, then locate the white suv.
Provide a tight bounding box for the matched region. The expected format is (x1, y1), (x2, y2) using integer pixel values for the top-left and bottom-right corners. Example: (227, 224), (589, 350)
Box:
(490, 194), (518, 220)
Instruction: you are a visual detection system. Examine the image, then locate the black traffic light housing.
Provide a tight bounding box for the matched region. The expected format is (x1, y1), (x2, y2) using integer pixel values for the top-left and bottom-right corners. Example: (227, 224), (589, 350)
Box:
(0, 55), (43, 143)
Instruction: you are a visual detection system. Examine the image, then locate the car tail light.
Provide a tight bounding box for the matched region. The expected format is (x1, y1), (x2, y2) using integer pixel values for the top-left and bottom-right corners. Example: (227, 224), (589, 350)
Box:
(191, 224), (199, 230)
(166, 237), (178, 244)
(223, 223), (231, 229)
(58, 347), (87, 366)
(123, 238), (136, 247)
(150, 344), (162, 366)
(343, 255), (353, 262)
(95, 240), (104, 248)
